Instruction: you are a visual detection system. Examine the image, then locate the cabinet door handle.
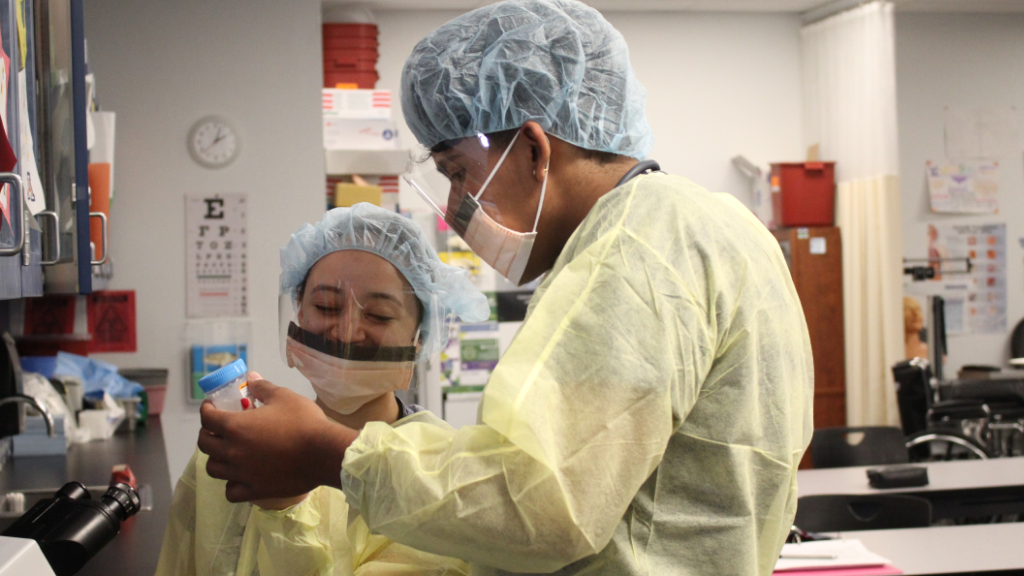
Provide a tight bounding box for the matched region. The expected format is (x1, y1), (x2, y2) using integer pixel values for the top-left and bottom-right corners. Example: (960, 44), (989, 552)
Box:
(89, 212), (108, 265)
(0, 173), (25, 257)
(37, 210), (60, 265)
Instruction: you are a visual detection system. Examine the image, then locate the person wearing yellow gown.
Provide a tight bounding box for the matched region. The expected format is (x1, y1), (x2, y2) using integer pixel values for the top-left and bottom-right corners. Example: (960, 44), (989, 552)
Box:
(155, 203), (489, 576)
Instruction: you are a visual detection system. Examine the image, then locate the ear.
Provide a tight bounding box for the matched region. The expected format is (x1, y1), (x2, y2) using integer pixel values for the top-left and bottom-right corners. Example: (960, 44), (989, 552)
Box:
(520, 121), (551, 184)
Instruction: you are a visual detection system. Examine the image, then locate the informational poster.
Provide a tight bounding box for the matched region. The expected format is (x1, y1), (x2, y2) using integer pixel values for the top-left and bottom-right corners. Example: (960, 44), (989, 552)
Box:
(922, 223), (1007, 334)
(926, 160), (999, 214)
(186, 194), (248, 318)
(944, 106), (1019, 159)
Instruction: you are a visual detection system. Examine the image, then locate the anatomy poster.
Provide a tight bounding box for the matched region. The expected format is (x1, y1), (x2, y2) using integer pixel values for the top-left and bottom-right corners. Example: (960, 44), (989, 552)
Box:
(926, 160), (999, 214)
(186, 194), (248, 318)
(924, 223), (1006, 334)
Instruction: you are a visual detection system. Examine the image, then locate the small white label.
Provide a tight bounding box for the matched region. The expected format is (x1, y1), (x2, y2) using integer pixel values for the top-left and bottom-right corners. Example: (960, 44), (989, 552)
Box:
(809, 237), (827, 255)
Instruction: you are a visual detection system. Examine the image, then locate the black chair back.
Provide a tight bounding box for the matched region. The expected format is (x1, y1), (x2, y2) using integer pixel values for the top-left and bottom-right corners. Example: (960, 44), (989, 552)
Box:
(810, 426), (909, 468)
(795, 494), (931, 532)
(893, 359), (933, 436)
(1011, 318), (1024, 359)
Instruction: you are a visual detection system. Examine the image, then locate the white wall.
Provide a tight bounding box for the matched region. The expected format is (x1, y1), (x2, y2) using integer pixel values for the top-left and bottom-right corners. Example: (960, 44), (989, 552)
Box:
(84, 0), (325, 481)
(374, 10), (806, 202)
(896, 13), (1024, 373)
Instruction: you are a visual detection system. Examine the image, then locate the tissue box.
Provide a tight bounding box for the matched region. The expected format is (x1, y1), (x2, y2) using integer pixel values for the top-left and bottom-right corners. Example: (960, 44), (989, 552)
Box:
(78, 409), (122, 441)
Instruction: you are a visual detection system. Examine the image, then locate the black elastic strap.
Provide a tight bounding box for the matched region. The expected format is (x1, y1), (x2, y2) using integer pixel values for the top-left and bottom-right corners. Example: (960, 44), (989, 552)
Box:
(287, 322), (417, 362)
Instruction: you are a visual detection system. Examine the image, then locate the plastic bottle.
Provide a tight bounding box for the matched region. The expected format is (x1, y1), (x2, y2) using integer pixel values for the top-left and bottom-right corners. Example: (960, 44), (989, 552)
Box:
(198, 359), (258, 412)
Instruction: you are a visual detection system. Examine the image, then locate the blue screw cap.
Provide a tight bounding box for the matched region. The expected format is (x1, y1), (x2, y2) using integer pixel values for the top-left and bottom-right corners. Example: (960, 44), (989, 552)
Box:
(198, 359), (248, 394)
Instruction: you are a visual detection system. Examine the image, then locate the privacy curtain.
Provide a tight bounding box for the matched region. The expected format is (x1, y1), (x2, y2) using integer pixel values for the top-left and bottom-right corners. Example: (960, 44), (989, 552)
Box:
(802, 1), (904, 427)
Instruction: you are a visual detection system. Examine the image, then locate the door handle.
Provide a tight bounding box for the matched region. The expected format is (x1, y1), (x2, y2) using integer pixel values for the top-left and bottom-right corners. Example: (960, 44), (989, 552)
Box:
(0, 173), (25, 257)
(36, 210), (60, 265)
(89, 212), (108, 265)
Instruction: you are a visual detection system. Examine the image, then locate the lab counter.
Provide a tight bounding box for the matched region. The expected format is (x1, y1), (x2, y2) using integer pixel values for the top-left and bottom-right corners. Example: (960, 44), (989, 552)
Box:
(0, 416), (173, 576)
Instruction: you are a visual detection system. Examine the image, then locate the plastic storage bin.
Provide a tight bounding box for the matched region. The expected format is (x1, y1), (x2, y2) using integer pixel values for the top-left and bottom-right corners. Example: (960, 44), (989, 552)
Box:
(322, 23), (378, 38)
(770, 162), (836, 228)
(119, 368), (169, 416)
(322, 23), (379, 89)
(324, 72), (379, 89)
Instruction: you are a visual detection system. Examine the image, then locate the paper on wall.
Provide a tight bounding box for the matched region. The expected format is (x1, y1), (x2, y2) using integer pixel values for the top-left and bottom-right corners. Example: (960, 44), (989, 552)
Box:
(926, 159), (998, 214)
(945, 106), (1020, 159)
(919, 222), (1007, 334)
(18, 70), (44, 214)
(186, 194), (248, 318)
(89, 111), (116, 198)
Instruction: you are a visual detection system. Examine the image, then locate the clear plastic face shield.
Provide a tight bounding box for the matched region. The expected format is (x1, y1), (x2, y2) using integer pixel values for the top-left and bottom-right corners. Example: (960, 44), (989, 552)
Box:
(279, 250), (423, 415)
(403, 130), (548, 286)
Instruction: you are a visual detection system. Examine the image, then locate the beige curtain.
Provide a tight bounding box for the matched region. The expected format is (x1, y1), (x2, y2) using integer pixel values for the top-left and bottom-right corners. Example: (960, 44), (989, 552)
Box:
(837, 176), (904, 426)
(802, 2), (904, 426)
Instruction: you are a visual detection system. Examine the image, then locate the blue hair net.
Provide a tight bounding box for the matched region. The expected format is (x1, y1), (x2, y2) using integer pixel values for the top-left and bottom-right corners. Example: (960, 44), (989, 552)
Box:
(401, 0), (653, 160)
(281, 204), (490, 359)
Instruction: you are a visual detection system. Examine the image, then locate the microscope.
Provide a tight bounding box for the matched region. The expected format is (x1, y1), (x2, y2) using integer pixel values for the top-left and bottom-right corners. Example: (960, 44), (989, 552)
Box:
(1, 482), (140, 576)
(1, 332), (141, 575)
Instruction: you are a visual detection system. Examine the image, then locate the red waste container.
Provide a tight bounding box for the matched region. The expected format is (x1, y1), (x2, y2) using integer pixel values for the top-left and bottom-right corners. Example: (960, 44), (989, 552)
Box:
(770, 162), (836, 227)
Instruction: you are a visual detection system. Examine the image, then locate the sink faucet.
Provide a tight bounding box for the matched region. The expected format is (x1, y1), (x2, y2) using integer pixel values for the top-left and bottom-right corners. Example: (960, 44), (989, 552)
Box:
(0, 394), (55, 437)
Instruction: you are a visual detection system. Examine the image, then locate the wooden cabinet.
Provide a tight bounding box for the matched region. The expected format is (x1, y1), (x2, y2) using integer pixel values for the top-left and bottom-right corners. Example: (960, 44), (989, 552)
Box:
(773, 227), (846, 429)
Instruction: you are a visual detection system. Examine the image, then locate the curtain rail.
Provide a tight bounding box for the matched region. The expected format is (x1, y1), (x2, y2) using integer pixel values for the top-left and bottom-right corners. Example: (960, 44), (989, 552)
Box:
(802, 0), (885, 25)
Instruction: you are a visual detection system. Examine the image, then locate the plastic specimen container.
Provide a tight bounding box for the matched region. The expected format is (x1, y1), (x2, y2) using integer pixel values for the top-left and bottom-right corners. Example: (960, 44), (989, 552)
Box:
(197, 359), (256, 412)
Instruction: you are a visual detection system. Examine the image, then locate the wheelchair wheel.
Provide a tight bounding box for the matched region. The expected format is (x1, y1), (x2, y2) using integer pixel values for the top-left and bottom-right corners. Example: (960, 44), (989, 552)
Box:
(905, 430), (990, 462)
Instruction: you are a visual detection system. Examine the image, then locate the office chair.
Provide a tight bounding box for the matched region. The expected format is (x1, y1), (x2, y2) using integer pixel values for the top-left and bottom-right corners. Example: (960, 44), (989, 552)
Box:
(809, 426), (909, 469)
(1011, 318), (1024, 361)
(795, 494), (932, 533)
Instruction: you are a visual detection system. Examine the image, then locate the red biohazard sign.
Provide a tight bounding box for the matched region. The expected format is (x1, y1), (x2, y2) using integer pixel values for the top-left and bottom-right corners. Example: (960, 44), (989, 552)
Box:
(87, 291), (137, 353)
(23, 296), (77, 336)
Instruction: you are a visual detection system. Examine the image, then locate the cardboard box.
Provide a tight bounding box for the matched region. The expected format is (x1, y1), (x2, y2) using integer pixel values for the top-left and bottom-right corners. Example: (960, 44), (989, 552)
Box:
(322, 89), (391, 120)
(323, 118), (400, 150)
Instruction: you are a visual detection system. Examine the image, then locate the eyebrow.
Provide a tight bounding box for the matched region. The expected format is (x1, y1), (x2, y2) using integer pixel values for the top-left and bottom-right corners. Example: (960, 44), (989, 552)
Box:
(310, 285), (407, 308)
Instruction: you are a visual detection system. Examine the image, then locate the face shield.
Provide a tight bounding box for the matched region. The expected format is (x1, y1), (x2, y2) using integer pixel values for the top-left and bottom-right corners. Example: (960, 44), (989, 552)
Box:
(279, 250), (424, 415)
(403, 133), (503, 221)
(404, 130), (548, 286)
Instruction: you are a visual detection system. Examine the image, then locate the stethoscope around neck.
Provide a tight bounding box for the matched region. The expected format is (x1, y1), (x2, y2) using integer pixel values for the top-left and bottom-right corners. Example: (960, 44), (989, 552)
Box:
(615, 159), (662, 188)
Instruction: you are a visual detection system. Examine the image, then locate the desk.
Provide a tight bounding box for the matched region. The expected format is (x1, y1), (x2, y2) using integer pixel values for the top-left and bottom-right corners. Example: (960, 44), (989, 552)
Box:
(798, 457), (1024, 519)
(850, 523), (1024, 575)
(0, 417), (172, 576)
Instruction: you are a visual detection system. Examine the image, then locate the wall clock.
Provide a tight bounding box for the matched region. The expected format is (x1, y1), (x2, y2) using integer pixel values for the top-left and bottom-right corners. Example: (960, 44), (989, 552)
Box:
(188, 116), (240, 168)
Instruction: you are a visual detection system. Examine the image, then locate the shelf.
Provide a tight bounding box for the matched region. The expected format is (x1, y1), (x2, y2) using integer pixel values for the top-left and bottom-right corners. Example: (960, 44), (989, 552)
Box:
(324, 149), (408, 176)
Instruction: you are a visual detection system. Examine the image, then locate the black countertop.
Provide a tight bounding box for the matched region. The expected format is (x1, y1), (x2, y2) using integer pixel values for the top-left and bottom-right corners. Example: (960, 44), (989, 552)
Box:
(1, 416), (173, 576)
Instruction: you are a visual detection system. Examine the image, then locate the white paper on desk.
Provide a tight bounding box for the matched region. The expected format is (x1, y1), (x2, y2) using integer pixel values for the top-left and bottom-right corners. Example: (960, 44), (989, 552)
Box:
(945, 106), (1019, 159)
(775, 539), (892, 572)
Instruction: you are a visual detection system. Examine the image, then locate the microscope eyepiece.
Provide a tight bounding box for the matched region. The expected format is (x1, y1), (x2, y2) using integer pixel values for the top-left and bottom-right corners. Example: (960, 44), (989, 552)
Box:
(100, 482), (141, 520)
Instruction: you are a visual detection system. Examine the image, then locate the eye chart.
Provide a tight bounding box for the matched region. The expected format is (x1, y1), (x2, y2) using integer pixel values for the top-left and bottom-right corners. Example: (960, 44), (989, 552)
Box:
(186, 194), (248, 318)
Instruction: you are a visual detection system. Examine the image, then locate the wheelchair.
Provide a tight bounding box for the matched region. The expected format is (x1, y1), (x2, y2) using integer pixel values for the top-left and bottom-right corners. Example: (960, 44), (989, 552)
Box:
(893, 358), (993, 461)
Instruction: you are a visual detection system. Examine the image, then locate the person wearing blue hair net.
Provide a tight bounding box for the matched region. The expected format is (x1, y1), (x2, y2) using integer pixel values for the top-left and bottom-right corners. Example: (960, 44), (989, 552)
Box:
(159, 204), (481, 576)
(200, 1), (813, 574)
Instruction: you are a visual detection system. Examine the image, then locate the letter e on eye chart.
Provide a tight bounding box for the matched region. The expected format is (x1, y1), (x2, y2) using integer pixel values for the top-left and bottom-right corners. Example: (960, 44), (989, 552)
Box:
(186, 194), (248, 318)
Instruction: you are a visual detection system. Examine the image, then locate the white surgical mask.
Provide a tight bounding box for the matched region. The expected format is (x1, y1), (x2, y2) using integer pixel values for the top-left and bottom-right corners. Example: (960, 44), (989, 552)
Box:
(286, 337), (414, 415)
(415, 130), (549, 286)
